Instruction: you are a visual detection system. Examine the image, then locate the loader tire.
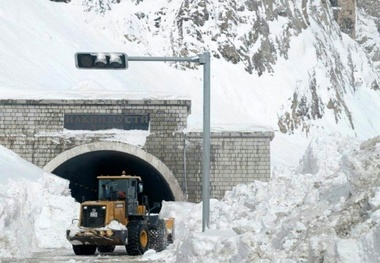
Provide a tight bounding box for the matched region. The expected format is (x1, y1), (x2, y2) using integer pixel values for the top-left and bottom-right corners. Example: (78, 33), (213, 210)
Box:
(97, 245), (115, 253)
(149, 219), (167, 252)
(125, 220), (149, 255)
(72, 245), (97, 255)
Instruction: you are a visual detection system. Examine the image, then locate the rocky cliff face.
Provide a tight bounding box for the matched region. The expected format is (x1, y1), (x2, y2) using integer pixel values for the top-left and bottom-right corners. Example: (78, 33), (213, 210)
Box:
(169, 0), (311, 76)
(82, 0), (120, 13)
(79, 0), (379, 136)
(358, 0), (380, 22)
(357, 0), (380, 74)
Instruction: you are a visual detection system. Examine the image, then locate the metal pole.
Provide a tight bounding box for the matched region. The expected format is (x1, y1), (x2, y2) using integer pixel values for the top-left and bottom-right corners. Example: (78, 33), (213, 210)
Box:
(199, 52), (211, 231)
(125, 52), (211, 232)
(183, 134), (188, 201)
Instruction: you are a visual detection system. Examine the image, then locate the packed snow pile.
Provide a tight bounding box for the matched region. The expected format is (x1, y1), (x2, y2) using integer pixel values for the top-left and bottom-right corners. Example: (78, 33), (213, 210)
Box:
(155, 134), (380, 263)
(0, 146), (79, 259)
(67, 219), (127, 240)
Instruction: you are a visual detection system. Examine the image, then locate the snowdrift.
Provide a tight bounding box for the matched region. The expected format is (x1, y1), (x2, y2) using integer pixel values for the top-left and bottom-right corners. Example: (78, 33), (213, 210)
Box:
(0, 146), (79, 259)
(157, 134), (380, 263)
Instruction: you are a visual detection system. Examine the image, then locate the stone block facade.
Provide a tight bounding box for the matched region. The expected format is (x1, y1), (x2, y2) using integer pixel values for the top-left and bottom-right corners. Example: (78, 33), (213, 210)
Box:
(180, 131), (272, 201)
(0, 99), (274, 202)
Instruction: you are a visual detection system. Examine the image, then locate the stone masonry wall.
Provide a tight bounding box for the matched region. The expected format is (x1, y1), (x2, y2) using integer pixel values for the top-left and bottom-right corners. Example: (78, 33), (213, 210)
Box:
(183, 131), (273, 201)
(139, 130), (274, 202)
(0, 98), (190, 166)
(0, 99), (274, 202)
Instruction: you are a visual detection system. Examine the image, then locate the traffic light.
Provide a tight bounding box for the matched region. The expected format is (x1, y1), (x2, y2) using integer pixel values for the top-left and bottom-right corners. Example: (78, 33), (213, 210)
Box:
(75, 52), (128, 69)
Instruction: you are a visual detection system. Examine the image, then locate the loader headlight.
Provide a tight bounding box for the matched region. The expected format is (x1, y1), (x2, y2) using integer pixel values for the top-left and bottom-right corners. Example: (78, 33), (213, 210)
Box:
(106, 230), (113, 237)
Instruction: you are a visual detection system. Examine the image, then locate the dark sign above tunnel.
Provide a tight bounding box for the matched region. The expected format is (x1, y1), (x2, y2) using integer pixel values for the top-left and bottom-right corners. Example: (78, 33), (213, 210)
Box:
(64, 114), (150, 131)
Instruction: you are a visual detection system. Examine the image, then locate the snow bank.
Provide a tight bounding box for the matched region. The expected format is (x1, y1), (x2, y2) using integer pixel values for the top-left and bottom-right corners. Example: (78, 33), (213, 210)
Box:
(153, 134), (380, 263)
(0, 146), (79, 259)
(37, 129), (150, 147)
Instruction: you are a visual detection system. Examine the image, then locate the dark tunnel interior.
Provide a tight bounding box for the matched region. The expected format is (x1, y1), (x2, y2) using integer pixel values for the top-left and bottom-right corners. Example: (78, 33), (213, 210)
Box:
(52, 150), (174, 213)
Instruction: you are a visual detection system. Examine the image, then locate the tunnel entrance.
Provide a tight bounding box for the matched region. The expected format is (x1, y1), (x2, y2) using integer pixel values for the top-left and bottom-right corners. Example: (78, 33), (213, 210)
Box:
(52, 150), (175, 212)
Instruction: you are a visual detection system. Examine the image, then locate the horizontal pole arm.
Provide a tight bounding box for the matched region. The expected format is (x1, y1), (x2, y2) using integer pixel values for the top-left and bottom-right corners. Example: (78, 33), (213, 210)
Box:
(127, 56), (200, 63)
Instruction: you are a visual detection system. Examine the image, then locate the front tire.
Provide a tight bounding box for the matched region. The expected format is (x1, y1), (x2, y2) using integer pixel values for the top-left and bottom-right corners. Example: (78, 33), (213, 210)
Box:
(125, 220), (149, 255)
(72, 245), (97, 255)
(149, 219), (167, 252)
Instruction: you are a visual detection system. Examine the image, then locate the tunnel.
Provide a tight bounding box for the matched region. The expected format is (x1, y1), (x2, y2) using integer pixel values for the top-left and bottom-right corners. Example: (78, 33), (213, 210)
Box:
(45, 142), (184, 213)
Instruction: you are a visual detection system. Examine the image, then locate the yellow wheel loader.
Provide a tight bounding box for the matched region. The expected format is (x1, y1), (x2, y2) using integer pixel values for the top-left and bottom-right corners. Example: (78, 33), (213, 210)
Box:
(66, 172), (174, 256)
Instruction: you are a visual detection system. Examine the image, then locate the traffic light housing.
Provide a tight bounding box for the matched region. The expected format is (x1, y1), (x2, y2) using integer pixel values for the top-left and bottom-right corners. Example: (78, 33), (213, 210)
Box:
(75, 52), (128, 69)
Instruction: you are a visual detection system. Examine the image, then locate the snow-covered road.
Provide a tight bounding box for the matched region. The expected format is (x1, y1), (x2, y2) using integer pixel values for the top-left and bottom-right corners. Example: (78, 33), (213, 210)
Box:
(3, 247), (142, 263)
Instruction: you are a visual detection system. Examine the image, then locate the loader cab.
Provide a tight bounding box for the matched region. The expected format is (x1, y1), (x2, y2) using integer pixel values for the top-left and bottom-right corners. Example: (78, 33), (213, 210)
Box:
(97, 173), (144, 216)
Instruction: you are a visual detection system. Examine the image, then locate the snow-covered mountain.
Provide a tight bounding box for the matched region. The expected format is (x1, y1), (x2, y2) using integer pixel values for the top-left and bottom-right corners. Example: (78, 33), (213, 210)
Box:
(0, 0), (379, 141)
(81, 0), (380, 137)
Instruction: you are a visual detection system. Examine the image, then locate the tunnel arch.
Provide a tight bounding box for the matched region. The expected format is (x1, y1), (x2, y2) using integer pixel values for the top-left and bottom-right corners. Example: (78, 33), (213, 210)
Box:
(44, 141), (185, 204)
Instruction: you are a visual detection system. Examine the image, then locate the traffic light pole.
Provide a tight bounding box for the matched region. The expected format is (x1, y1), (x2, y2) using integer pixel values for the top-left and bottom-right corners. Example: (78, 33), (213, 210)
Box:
(127, 52), (211, 232)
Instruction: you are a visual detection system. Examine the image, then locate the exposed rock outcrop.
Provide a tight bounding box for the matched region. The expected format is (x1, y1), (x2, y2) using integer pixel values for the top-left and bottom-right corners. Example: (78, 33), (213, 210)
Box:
(78, 0), (379, 137)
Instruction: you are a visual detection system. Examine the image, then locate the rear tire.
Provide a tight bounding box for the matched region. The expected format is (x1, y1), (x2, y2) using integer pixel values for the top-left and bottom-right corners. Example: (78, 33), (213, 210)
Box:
(125, 220), (149, 255)
(72, 245), (97, 255)
(97, 245), (115, 253)
(149, 219), (167, 252)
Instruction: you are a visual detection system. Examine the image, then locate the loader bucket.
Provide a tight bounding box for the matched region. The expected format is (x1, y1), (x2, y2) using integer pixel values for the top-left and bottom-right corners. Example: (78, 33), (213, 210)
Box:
(66, 228), (128, 246)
